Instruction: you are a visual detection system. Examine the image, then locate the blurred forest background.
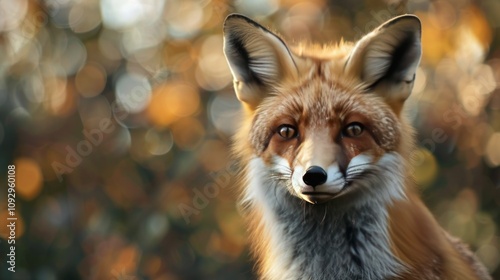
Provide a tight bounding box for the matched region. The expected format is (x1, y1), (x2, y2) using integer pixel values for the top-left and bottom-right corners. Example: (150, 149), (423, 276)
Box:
(0, 0), (499, 279)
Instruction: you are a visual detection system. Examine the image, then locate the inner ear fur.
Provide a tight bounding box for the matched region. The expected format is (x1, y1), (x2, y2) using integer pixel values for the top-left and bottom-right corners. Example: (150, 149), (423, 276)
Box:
(223, 14), (298, 110)
(345, 15), (422, 109)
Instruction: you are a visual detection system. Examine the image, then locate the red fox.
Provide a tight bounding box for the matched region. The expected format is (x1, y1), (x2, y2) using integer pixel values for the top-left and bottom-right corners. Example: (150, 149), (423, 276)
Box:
(222, 13), (492, 280)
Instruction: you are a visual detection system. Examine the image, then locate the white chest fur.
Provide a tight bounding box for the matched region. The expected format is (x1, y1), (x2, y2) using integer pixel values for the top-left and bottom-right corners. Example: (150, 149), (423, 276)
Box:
(244, 157), (406, 280)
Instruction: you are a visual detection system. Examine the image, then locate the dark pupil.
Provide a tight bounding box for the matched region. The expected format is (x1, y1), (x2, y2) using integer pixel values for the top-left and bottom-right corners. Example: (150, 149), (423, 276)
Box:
(280, 127), (294, 138)
(349, 125), (362, 136)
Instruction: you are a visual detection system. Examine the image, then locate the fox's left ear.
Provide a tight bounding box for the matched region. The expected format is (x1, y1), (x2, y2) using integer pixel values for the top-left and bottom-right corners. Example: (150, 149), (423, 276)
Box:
(223, 14), (298, 110)
(345, 15), (422, 108)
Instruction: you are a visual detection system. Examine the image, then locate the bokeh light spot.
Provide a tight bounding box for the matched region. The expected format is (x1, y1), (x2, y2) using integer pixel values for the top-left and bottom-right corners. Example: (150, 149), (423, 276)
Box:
(165, 1), (204, 38)
(0, 0), (28, 31)
(78, 95), (112, 129)
(411, 147), (438, 187)
(115, 73), (152, 113)
(55, 36), (87, 76)
(75, 63), (107, 98)
(145, 128), (174, 156)
(69, 3), (102, 34)
(171, 118), (205, 150)
(485, 132), (500, 167)
(208, 93), (240, 135)
(15, 157), (43, 200)
(110, 245), (140, 277)
(147, 81), (200, 127)
(235, 0), (279, 17)
(195, 35), (232, 91)
(43, 77), (75, 116)
(101, 0), (164, 30)
(476, 244), (500, 273)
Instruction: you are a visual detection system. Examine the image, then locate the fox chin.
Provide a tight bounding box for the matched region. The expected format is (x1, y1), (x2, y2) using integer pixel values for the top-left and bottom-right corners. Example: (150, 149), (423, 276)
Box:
(223, 13), (491, 280)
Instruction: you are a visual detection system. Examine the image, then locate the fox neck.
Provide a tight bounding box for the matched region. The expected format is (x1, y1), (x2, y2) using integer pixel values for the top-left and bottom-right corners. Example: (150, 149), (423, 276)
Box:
(244, 157), (407, 280)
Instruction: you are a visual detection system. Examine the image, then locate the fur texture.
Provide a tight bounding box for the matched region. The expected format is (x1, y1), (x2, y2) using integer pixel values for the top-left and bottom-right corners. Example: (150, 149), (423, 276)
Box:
(223, 14), (491, 280)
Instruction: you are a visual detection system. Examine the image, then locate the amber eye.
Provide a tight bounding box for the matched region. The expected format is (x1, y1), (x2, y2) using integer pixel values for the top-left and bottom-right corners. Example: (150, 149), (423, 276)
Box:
(343, 122), (364, 137)
(277, 125), (298, 139)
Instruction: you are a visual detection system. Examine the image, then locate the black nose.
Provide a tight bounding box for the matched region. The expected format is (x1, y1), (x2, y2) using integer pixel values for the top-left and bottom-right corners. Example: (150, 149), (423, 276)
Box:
(302, 166), (327, 187)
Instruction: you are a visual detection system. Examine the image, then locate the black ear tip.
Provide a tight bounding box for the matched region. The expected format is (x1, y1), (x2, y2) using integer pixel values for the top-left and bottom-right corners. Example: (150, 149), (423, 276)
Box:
(382, 14), (422, 34)
(401, 14), (422, 28)
(223, 13), (265, 32)
(224, 13), (242, 23)
(224, 13), (254, 26)
(225, 13), (246, 20)
(391, 14), (421, 23)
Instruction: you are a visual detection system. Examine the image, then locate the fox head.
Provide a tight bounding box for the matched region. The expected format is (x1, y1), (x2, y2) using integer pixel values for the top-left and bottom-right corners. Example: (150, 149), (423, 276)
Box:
(223, 14), (421, 206)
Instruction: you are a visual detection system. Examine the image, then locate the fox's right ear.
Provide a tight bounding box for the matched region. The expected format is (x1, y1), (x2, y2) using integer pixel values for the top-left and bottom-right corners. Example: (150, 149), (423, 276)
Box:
(223, 14), (298, 110)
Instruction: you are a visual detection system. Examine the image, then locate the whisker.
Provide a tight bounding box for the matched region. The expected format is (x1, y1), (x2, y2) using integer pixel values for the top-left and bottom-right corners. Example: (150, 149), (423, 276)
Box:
(269, 176), (290, 181)
(272, 166), (292, 172)
(345, 163), (373, 173)
(346, 167), (373, 175)
(346, 169), (378, 182)
(346, 165), (372, 173)
(302, 201), (306, 223)
(346, 170), (366, 178)
(320, 206), (327, 225)
(269, 171), (291, 179)
(345, 170), (365, 176)
(346, 162), (372, 170)
(273, 180), (284, 210)
(273, 168), (292, 173)
(271, 169), (292, 174)
(329, 176), (345, 184)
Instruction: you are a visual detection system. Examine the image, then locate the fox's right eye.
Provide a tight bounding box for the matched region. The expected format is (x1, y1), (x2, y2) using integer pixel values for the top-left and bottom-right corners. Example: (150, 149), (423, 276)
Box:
(343, 122), (364, 137)
(277, 125), (298, 139)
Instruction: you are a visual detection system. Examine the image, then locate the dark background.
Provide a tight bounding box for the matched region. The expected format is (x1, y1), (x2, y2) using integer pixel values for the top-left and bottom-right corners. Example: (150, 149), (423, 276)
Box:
(0, 0), (499, 279)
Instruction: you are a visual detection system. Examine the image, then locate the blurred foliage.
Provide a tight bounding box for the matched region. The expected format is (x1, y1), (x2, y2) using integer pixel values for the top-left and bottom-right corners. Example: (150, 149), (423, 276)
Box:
(0, 0), (499, 279)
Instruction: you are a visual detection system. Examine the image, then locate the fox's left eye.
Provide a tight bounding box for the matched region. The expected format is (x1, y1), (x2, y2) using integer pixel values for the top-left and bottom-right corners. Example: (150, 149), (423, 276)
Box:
(343, 122), (364, 137)
(277, 125), (298, 139)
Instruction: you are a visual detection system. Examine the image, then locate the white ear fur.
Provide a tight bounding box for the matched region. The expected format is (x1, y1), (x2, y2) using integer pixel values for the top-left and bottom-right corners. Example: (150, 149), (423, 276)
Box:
(223, 14), (298, 109)
(346, 15), (422, 103)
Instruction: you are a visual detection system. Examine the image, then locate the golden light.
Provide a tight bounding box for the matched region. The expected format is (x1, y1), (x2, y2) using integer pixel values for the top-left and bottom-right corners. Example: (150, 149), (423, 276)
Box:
(110, 245), (140, 276)
(428, 0), (457, 31)
(461, 6), (492, 49)
(411, 147), (438, 188)
(43, 77), (75, 117)
(147, 81), (200, 127)
(164, 0), (204, 38)
(195, 35), (232, 91)
(14, 157), (43, 201)
(418, 12), (452, 65)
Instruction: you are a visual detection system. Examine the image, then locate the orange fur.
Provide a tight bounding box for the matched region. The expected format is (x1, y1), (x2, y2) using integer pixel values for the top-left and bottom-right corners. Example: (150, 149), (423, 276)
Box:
(388, 192), (481, 279)
(224, 14), (491, 280)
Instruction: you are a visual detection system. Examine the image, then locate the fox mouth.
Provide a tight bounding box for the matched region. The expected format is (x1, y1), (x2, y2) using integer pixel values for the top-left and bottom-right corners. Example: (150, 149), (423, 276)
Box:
(300, 191), (343, 204)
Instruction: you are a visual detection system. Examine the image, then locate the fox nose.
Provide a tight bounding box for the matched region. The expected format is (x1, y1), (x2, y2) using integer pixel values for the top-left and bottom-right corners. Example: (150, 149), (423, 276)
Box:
(302, 166), (327, 188)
